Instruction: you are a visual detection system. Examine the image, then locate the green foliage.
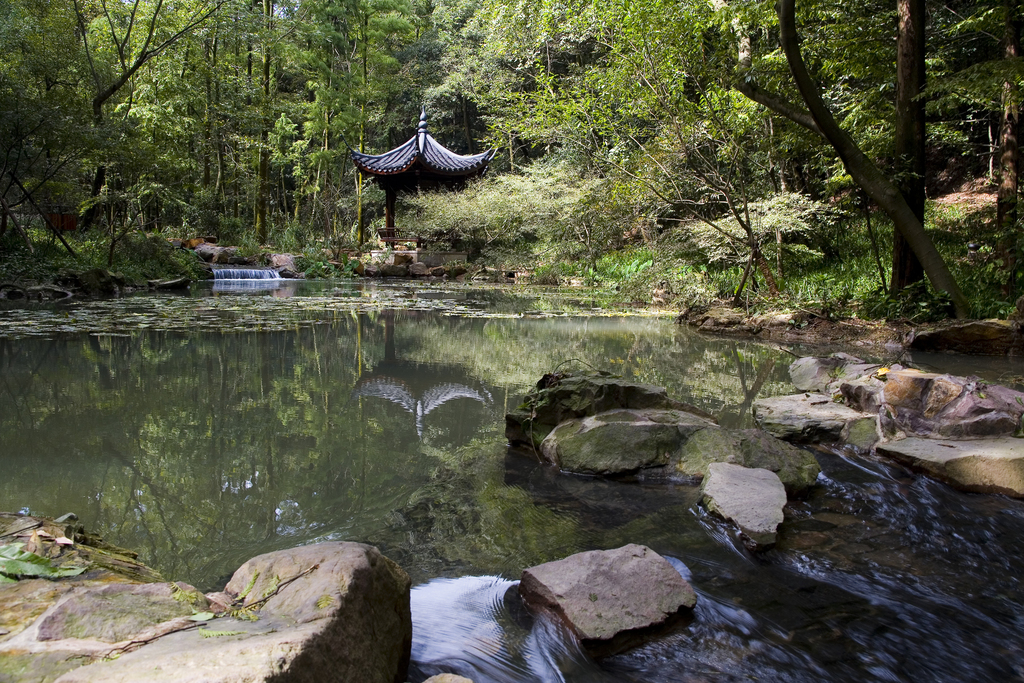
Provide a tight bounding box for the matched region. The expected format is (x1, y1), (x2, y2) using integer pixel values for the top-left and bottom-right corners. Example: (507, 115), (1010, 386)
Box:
(295, 246), (359, 278)
(0, 227), (198, 285)
(237, 570), (260, 601)
(861, 281), (955, 324)
(406, 160), (628, 271)
(0, 543), (86, 582)
(198, 628), (246, 638)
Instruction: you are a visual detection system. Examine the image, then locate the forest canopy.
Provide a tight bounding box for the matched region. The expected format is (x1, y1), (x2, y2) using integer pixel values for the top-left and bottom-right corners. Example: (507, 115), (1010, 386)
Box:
(0, 0), (1021, 319)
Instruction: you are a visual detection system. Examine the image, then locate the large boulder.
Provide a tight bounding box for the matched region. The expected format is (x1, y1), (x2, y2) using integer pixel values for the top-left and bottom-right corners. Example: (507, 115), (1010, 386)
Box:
(268, 253), (297, 271)
(506, 373), (712, 449)
(519, 544), (696, 657)
(789, 355), (844, 393)
(538, 409), (711, 476)
(700, 463), (787, 551)
(194, 243), (239, 264)
(876, 437), (1024, 497)
(910, 319), (1024, 356)
(513, 374), (819, 494)
(408, 262), (429, 277)
(788, 354), (882, 395)
(1, 536), (412, 683)
(535, 409), (819, 493)
(880, 368), (1024, 439)
(672, 427), (821, 495)
(752, 394), (879, 448)
(57, 268), (127, 297)
(380, 264), (408, 277)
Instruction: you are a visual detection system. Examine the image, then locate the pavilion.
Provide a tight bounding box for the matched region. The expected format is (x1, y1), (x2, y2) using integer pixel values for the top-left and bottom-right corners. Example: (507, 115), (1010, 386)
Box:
(350, 108), (495, 245)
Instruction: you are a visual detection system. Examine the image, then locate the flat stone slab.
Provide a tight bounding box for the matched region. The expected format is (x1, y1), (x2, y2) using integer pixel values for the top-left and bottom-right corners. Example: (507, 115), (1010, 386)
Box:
(700, 463), (787, 551)
(753, 394), (878, 446)
(519, 544), (696, 656)
(876, 437), (1024, 497)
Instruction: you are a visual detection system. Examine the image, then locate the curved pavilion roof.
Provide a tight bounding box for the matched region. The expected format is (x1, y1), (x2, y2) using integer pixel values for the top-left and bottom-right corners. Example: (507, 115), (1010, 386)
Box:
(351, 109), (495, 181)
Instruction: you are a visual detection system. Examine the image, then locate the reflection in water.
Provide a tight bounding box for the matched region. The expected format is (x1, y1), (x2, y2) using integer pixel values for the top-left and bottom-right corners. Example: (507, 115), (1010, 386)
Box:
(353, 377), (492, 438)
(212, 278), (299, 296)
(2, 293), (1023, 682)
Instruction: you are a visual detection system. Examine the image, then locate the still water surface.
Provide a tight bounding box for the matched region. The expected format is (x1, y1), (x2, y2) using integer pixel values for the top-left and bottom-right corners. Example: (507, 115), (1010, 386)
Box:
(1, 281), (1023, 682)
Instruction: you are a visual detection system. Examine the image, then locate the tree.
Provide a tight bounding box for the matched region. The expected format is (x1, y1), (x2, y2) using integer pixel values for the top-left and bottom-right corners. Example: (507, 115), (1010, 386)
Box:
(72, 0), (227, 226)
(892, 0), (926, 292)
(733, 0), (970, 317)
(998, 0), (1020, 235)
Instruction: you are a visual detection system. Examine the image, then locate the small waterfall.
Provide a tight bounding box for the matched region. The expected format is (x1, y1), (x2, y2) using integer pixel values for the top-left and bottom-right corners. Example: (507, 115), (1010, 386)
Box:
(212, 267), (281, 280)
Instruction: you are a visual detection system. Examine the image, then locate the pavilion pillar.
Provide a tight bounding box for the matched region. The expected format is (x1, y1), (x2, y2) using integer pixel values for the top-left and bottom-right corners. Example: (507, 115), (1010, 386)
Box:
(384, 187), (396, 230)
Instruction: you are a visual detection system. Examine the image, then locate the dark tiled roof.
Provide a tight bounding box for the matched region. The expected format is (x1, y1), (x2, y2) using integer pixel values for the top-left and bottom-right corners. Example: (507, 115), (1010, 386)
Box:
(351, 110), (495, 177)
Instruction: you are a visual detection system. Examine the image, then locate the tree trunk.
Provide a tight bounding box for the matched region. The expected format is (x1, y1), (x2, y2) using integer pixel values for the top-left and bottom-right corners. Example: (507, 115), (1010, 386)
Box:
(774, 0), (969, 317)
(254, 0), (272, 244)
(892, 0), (926, 293)
(998, 0), (1021, 234)
(462, 96), (475, 154)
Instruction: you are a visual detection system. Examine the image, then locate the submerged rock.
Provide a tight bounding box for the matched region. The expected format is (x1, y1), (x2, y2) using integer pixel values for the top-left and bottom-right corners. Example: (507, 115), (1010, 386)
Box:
(876, 437), (1024, 497)
(519, 544), (696, 657)
(148, 277), (190, 290)
(700, 463), (787, 551)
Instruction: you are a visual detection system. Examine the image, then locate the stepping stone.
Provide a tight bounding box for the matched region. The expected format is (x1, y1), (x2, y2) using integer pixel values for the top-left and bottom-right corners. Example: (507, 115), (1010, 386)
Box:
(701, 463), (787, 551)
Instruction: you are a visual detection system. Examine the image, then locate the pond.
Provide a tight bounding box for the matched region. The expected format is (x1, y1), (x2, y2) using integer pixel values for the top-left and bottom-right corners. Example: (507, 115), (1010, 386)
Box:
(1, 280), (1022, 683)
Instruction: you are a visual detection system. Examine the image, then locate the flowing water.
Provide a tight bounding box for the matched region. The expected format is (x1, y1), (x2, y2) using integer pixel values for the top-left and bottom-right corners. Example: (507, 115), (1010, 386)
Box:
(1, 280), (1023, 683)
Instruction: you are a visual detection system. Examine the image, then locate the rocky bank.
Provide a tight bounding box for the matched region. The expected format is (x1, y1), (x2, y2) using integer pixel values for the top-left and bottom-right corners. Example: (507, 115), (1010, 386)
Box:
(506, 373), (821, 549)
(754, 354), (1024, 497)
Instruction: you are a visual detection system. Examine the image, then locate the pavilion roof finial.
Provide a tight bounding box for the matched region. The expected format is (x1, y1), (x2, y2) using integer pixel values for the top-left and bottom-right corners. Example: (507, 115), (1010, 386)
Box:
(417, 106), (428, 133)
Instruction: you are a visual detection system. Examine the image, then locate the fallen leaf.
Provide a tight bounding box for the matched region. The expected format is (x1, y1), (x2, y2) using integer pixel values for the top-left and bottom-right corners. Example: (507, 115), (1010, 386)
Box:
(54, 537), (74, 546)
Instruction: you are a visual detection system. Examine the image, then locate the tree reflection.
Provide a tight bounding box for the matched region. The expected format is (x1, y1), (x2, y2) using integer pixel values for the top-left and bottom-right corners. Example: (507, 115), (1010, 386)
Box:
(0, 307), (795, 588)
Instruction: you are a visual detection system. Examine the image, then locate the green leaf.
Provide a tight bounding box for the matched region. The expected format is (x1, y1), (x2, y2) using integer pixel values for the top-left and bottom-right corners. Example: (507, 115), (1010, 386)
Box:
(198, 628), (246, 638)
(188, 612), (216, 622)
(0, 543), (87, 580)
